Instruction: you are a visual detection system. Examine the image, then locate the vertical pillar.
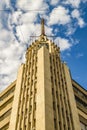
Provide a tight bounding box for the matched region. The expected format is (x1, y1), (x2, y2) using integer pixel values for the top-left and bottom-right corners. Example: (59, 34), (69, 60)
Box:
(9, 64), (24, 130)
(36, 45), (54, 130)
(63, 63), (81, 130)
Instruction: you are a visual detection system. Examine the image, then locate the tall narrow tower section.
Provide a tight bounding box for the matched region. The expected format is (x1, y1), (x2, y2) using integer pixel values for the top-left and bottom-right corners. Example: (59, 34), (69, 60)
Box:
(9, 19), (81, 130)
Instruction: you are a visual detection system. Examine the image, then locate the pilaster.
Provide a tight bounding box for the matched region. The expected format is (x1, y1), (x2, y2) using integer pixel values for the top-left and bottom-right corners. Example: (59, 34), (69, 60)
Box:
(9, 64), (24, 130)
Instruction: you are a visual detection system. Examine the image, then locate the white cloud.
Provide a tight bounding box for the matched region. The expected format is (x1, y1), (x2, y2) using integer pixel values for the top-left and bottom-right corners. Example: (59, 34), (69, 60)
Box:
(71, 9), (80, 18)
(0, 73), (16, 92)
(0, 25), (26, 91)
(83, 0), (87, 2)
(16, 0), (48, 11)
(16, 23), (40, 43)
(19, 12), (37, 24)
(0, 39), (26, 91)
(0, 23), (3, 29)
(0, 29), (12, 42)
(66, 25), (76, 35)
(78, 18), (85, 28)
(50, 0), (60, 5)
(76, 53), (84, 58)
(48, 6), (71, 25)
(66, 52), (71, 57)
(63, 0), (81, 8)
(0, 0), (10, 9)
(11, 11), (22, 25)
(55, 37), (72, 51)
(71, 9), (85, 27)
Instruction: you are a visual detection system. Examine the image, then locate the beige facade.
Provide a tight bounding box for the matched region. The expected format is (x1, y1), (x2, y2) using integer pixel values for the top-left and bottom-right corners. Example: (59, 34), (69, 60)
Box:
(0, 81), (16, 130)
(0, 19), (87, 130)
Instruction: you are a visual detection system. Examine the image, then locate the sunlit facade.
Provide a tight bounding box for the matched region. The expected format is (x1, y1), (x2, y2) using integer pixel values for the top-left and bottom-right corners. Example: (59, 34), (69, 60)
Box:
(0, 19), (87, 130)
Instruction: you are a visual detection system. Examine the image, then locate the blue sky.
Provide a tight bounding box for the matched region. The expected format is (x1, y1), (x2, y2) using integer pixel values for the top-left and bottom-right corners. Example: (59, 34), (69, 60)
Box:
(0, 0), (87, 91)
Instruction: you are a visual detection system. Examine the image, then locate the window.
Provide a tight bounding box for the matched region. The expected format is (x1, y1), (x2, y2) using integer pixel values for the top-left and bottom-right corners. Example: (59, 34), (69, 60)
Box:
(53, 102), (55, 110)
(33, 119), (36, 127)
(54, 119), (56, 129)
(34, 103), (36, 110)
(29, 122), (31, 129)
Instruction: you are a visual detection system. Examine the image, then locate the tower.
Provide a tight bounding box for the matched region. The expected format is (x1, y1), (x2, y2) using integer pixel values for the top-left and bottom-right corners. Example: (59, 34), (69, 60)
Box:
(1, 19), (86, 130)
(8, 19), (81, 130)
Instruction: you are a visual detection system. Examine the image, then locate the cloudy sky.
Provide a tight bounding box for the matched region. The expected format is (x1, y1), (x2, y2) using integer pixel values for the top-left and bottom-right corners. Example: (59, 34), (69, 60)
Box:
(0, 0), (87, 91)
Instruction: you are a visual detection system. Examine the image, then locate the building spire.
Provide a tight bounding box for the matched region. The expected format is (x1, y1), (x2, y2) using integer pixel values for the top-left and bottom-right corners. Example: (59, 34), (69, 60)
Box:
(41, 18), (45, 35)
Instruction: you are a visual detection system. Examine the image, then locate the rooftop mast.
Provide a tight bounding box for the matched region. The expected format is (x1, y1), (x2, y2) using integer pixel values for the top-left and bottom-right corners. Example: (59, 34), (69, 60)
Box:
(41, 18), (45, 35)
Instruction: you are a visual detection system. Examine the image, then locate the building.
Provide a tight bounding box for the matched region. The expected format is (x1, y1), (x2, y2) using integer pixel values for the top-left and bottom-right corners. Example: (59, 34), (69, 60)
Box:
(72, 80), (87, 130)
(0, 19), (87, 130)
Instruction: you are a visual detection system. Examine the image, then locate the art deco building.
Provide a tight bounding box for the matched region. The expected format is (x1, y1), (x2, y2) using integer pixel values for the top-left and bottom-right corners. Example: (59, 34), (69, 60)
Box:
(0, 19), (87, 130)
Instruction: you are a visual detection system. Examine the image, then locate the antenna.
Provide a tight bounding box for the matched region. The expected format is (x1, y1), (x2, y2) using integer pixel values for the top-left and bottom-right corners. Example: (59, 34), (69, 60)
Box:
(41, 18), (45, 35)
(30, 19), (58, 40)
